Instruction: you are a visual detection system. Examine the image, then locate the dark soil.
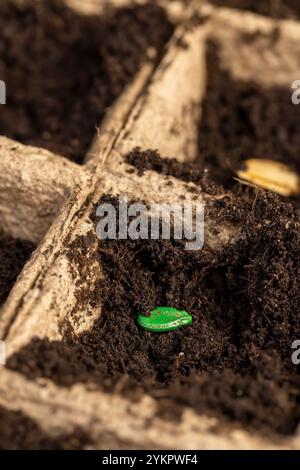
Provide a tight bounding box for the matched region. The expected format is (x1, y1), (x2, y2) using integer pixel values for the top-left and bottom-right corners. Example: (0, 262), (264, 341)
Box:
(0, 0), (173, 163)
(209, 0), (300, 19)
(125, 41), (300, 203)
(196, 42), (300, 190)
(0, 405), (92, 449)
(0, 230), (35, 306)
(4, 7), (300, 445)
(126, 147), (204, 183)
(125, 147), (221, 196)
(8, 186), (300, 437)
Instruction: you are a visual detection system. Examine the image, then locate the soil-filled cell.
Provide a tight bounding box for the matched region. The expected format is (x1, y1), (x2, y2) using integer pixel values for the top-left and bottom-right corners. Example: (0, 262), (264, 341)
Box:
(8, 186), (300, 438)
(0, 404), (92, 449)
(0, 230), (35, 306)
(0, 0), (173, 163)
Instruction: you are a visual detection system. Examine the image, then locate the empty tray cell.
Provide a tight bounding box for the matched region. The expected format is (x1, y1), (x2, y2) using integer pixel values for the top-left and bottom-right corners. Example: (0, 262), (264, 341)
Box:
(0, 0), (174, 163)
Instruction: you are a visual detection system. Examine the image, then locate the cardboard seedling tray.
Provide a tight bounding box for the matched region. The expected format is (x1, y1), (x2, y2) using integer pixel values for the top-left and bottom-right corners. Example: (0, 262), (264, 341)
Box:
(0, 3), (300, 449)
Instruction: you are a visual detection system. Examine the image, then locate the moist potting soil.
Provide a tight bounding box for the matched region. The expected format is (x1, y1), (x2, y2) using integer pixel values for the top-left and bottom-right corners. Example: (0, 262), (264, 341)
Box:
(0, 230), (35, 306)
(0, 0), (173, 163)
(195, 42), (300, 192)
(126, 41), (300, 204)
(7, 180), (300, 437)
(0, 405), (92, 450)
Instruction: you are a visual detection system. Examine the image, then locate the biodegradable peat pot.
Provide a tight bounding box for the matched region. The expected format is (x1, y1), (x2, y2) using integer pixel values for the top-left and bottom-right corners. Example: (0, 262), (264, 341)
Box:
(0, 4), (300, 450)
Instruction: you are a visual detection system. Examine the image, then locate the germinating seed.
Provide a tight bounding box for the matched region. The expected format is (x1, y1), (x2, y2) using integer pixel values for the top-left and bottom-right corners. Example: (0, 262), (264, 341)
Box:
(236, 159), (300, 197)
(137, 307), (192, 332)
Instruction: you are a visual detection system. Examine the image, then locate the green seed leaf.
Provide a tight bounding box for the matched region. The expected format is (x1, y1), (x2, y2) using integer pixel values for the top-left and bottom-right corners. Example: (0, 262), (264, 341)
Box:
(137, 307), (192, 332)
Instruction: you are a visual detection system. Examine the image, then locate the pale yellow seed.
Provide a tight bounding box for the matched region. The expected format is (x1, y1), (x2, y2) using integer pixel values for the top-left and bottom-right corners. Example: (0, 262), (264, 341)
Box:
(236, 159), (300, 197)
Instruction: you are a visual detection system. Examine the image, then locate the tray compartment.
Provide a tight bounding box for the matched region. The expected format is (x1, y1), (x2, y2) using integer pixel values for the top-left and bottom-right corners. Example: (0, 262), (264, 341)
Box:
(1, 5), (300, 450)
(0, 0), (174, 163)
